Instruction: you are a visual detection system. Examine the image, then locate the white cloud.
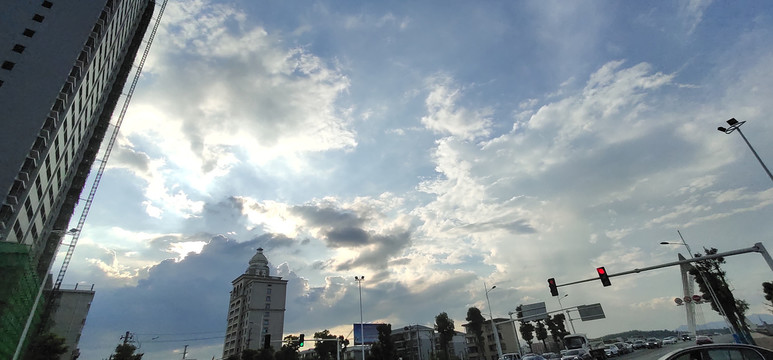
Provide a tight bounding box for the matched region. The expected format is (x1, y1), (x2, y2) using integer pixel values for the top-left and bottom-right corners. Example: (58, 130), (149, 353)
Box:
(420, 75), (493, 140)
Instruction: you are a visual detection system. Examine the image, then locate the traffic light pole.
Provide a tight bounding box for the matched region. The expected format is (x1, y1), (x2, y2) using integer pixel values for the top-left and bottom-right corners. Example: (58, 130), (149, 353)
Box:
(553, 242), (772, 289)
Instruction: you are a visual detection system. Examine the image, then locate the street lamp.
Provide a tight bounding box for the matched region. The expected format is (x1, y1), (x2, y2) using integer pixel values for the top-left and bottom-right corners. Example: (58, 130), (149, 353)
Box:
(556, 293), (576, 334)
(717, 118), (773, 183)
(484, 282), (503, 359)
(355, 276), (365, 360)
(660, 231), (736, 341)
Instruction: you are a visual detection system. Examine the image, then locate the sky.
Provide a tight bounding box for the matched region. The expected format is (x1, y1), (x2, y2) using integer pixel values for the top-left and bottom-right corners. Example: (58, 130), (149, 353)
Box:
(51, 0), (773, 359)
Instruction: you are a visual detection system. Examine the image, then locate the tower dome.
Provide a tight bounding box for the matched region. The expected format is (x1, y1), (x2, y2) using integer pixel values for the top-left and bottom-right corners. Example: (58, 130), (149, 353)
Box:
(246, 247), (270, 276)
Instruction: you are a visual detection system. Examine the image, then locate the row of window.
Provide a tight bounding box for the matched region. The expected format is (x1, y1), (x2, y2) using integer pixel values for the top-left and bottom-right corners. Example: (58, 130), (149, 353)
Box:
(0, 1), (53, 87)
(5, 0), (148, 249)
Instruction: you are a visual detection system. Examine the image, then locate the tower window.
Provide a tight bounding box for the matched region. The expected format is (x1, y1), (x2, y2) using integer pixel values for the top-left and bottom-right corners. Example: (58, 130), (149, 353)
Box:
(42, 1), (53, 8)
(32, 14), (45, 22)
(2, 61), (15, 70)
(13, 44), (26, 53)
(23, 29), (35, 37)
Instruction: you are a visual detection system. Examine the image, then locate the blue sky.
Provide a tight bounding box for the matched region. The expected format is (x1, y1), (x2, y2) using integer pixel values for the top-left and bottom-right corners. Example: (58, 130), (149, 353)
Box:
(54, 1), (773, 359)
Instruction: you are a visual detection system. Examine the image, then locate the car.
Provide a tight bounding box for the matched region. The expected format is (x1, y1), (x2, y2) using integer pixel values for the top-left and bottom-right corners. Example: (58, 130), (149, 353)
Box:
(561, 349), (592, 360)
(681, 334), (691, 342)
(604, 345), (619, 357)
(657, 343), (773, 360)
(614, 342), (632, 355)
(646, 337), (662, 348)
(522, 355), (546, 360)
(662, 337), (677, 345)
(632, 340), (646, 349)
(695, 335), (713, 345)
(542, 352), (560, 359)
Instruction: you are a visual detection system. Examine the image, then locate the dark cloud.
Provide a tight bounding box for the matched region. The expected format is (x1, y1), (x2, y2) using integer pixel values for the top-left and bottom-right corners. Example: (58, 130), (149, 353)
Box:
(325, 227), (370, 247)
(335, 231), (412, 271)
(291, 205), (366, 229)
(78, 236), (257, 359)
(252, 232), (295, 248)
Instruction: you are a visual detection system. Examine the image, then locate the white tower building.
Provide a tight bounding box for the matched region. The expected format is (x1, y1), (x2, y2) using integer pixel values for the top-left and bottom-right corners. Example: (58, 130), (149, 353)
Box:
(223, 248), (288, 358)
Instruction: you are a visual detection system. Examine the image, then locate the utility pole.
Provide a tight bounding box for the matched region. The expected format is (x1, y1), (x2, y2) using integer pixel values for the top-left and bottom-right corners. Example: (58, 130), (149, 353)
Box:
(182, 345), (188, 359)
(121, 331), (131, 345)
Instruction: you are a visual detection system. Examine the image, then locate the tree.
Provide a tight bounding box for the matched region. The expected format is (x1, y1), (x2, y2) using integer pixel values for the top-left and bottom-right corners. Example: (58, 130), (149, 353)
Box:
(690, 248), (752, 343)
(516, 305), (534, 352)
(22, 332), (68, 360)
(519, 322), (535, 351)
(535, 321), (548, 348)
(369, 324), (397, 360)
(241, 349), (259, 360)
(545, 314), (569, 346)
(466, 307), (486, 352)
(763, 281), (773, 313)
(111, 343), (143, 360)
(435, 312), (456, 360)
(314, 330), (341, 360)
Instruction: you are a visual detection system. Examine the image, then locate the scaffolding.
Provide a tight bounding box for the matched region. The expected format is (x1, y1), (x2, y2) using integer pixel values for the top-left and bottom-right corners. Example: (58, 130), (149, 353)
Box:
(0, 243), (43, 359)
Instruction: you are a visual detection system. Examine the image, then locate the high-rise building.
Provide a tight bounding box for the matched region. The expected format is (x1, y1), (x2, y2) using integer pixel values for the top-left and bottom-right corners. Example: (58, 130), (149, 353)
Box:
(223, 248), (288, 358)
(0, 0), (155, 358)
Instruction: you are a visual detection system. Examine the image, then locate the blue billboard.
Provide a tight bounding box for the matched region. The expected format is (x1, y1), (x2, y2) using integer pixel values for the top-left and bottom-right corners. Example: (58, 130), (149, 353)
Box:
(353, 323), (383, 344)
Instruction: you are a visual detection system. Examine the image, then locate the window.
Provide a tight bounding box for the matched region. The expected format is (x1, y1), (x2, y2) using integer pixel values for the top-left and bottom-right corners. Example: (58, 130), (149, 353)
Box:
(13, 221), (23, 240)
(266, 296), (271, 302)
(1, 61), (15, 70)
(265, 303), (270, 309)
(266, 288), (272, 294)
(31, 224), (38, 239)
(32, 14), (45, 22)
(23, 29), (35, 37)
(42, 1), (53, 8)
(25, 198), (33, 220)
(13, 44), (25, 53)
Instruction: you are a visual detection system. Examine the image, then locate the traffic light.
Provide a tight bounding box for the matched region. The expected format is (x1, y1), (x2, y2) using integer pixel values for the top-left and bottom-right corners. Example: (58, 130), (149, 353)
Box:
(548, 278), (559, 296)
(597, 267), (611, 287)
(299, 333), (305, 347)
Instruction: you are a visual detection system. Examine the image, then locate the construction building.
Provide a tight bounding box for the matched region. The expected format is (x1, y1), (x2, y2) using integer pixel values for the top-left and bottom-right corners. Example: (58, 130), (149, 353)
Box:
(223, 248), (288, 358)
(0, 0), (155, 358)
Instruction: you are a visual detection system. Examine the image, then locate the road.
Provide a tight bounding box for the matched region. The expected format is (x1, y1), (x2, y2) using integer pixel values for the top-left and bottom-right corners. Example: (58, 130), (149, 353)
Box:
(616, 335), (734, 360)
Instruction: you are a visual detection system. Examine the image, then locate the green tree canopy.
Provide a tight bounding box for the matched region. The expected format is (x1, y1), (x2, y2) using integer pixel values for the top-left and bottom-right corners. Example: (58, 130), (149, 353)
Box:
(23, 332), (68, 360)
(535, 321), (548, 348)
(314, 330), (342, 360)
(763, 281), (773, 313)
(368, 324), (396, 360)
(690, 248), (752, 343)
(111, 343), (143, 360)
(466, 307), (486, 349)
(435, 312), (456, 360)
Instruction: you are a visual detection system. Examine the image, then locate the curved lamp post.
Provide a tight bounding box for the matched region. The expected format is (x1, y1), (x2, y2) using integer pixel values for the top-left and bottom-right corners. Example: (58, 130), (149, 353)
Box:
(717, 118), (773, 183)
(484, 282), (503, 359)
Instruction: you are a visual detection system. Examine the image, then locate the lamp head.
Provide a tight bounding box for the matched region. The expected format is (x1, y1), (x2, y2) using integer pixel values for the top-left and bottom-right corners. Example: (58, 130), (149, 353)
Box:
(717, 126), (727, 132)
(726, 118), (738, 126)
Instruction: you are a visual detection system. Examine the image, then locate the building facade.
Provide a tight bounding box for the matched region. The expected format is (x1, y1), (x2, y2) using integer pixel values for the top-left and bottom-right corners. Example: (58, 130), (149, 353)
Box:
(223, 248), (288, 358)
(463, 318), (519, 360)
(0, 0), (155, 357)
(49, 284), (95, 360)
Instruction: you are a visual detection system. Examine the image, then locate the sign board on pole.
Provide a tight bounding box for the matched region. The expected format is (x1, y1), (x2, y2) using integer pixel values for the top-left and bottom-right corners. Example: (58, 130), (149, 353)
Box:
(521, 302), (548, 322)
(577, 303), (605, 321)
(353, 323), (382, 344)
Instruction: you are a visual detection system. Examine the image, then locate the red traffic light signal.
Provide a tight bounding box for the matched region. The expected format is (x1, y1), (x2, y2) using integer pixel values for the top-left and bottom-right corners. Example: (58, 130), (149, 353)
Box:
(548, 278), (559, 296)
(597, 267), (611, 287)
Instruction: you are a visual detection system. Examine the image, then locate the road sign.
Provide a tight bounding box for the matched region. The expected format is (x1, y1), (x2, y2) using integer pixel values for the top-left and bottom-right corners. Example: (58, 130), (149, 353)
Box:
(521, 302), (548, 322)
(577, 303), (605, 321)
